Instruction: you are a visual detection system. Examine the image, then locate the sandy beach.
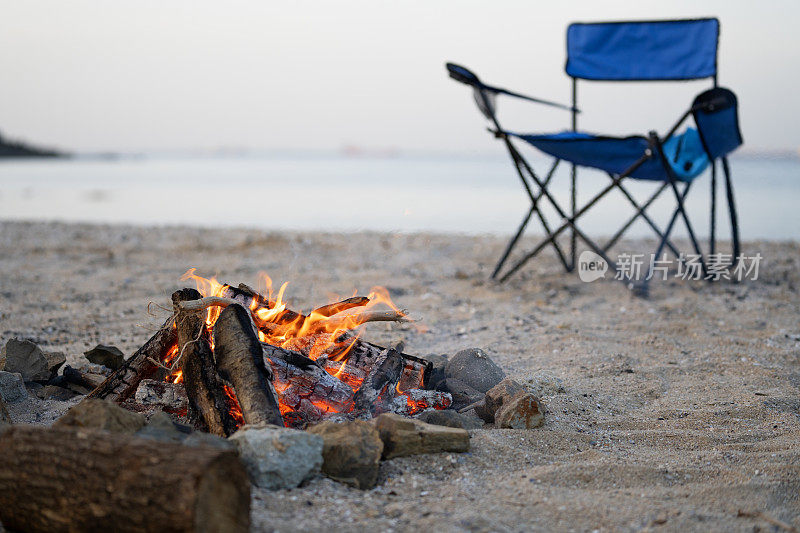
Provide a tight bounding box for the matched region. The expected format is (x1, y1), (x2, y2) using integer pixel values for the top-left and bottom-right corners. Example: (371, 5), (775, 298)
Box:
(1, 220), (798, 532)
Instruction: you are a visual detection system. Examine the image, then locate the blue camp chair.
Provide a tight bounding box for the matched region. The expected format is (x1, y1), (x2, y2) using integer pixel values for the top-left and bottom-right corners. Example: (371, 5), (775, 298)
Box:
(447, 18), (742, 293)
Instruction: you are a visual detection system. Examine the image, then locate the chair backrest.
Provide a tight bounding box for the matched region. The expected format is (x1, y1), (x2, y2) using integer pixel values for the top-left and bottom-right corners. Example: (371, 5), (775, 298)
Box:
(566, 18), (719, 81)
(692, 87), (742, 159)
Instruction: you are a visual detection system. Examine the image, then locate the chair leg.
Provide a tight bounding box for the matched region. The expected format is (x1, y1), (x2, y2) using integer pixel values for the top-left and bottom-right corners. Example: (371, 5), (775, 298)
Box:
(651, 134), (706, 277)
(498, 152), (654, 283)
(710, 161), (717, 257)
(492, 205), (535, 279)
(640, 181), (694, 289)
(504, 141), (570, 271)
(722, 157), (741, 262)
(570, 164), (577, 272)
(604, 178), (682, 258)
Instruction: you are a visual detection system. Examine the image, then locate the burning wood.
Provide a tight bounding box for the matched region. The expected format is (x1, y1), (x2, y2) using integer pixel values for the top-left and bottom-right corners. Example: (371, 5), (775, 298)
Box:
(213, 304), (283, 428)
(173, 288), (241, 436)
(83, 270), (451, 433)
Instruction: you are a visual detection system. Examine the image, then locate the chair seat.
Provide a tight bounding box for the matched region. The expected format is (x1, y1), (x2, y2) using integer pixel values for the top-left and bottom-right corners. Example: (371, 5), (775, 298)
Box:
(509, 128), (709, 182)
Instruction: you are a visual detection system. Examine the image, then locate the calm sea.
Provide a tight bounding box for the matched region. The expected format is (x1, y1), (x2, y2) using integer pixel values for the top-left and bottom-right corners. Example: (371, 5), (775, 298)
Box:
(0, 153), (797, 239)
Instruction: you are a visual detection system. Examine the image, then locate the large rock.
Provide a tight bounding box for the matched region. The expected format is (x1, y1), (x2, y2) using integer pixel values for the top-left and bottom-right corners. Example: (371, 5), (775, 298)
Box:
(228, 424), (323, 490)
(134, 379), (188, 412)
(84, 344), (126, 370)
(421, 353), (448, 389)
(494, 391), (544, 429)
(416, 408), (483, 430)
(1, 339), (50, 382)
(439, 378), (483, 410)
(474, 378), (525, 423)
(444, 348), (505, 393)
(44, 351), (67, 377)
(308, 420), (383, 489)
(374, 413), (470, 459)
(54, 399), (146, 434)
(0, 371), (28, 403)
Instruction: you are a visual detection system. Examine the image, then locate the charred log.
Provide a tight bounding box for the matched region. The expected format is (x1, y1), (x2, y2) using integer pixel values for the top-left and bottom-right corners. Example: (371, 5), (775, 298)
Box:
(83, 317), (177, 403)
(172, 288), (240, 437)
(262, 343), (354, 414)
(62, 365), (106, 392)
(352, 346), (405, 415)
(213, 304), (283, 427)
(0, 425), (250, 533)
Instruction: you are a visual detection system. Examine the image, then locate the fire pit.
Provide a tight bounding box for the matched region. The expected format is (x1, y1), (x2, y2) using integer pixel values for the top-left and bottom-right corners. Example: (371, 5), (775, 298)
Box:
(85, 270), (452, 434)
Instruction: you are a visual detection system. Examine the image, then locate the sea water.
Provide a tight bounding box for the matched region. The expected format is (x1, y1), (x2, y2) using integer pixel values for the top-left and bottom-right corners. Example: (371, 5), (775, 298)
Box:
(0, 153), (797, 240)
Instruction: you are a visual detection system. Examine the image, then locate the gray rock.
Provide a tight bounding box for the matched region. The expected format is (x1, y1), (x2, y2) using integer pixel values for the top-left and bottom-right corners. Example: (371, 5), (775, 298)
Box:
(134, 379), (188, 412)
(495, 391), (544, 429)
(421, 353), (448, 389)
(54, 398), (146, 434)
(84, 344), (125, 370)
(525, 371), (565, 397)
(0, 371), (28, 403)
(35, 384), (79, 401)
(228, 424), (323, 490)
(440, 377), (483, 410)
(0, 396), (10, 424)
(444, 348), (505, 393)
(1, 339), (51, 382)
(135, 411), (192, 443)
(417, 408), (483, 430)
(44, 351), (67, 376)
(183, 431), (236, 451)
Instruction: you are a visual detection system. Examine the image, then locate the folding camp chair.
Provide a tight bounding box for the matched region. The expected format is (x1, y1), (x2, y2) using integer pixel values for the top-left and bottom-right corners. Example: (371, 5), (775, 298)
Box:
(446, 18), (742, 295)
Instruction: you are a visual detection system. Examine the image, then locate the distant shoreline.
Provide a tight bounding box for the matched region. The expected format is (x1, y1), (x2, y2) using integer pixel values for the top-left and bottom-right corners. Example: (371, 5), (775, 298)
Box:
(0, 132), (68, 159)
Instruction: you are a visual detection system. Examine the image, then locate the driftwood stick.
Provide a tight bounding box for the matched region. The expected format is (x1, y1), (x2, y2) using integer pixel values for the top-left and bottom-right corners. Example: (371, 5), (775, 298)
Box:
(214, 304), (283, 427)
(301, 309), (412, 336)
(84, 315), (177, 403)
(310, 296), (370, 317)
(0, 425), (250, 533)
(176, 296), (240, 312)
(173, 288), (240, 437)
(180, 298), (409, 327)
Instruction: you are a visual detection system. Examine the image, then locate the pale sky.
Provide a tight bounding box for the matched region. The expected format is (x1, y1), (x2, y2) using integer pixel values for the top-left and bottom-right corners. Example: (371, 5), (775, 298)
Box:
(1, 0), (798, 154)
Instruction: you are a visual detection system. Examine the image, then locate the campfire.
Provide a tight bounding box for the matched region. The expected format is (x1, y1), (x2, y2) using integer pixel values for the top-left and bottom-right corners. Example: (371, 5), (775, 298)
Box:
(86, 270), (452, 435)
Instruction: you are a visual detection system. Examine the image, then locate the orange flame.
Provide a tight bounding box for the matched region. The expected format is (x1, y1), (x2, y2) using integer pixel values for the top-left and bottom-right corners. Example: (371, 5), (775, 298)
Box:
(223, 384), (244, 426)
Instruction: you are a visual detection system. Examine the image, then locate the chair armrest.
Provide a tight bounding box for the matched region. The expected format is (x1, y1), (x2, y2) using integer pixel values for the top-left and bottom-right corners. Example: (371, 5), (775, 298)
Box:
(446, 62), (579, 113)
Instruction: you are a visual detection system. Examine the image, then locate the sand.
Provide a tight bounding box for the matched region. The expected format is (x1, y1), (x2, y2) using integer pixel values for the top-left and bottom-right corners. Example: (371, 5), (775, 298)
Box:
(1, 220), (798, 532)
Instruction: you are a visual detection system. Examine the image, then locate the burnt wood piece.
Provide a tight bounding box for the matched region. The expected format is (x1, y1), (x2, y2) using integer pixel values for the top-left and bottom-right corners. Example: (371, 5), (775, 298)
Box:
(83, 316), (177, 403)
(173, 288), (240, 437)
(214, 304), (283, 427)
(260, 342), (323, 370)
(0, 425), (250, 533)
(262, 343), (354, 414)
(308, 337), (432, 390)
(352, 346), (405, 415)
